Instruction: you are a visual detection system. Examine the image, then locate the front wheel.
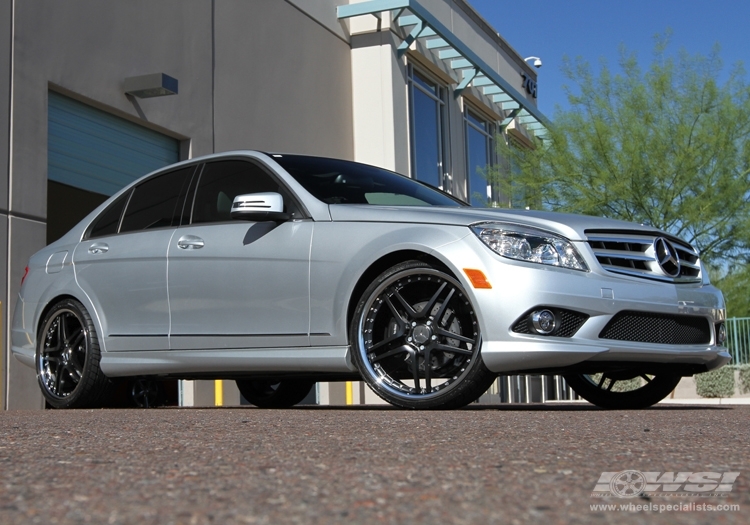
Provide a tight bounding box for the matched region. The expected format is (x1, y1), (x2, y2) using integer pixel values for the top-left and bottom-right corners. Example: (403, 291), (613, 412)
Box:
(36, 298), (111, 408)
(351, 260), (496, 409)
(564, 371), (681, 409)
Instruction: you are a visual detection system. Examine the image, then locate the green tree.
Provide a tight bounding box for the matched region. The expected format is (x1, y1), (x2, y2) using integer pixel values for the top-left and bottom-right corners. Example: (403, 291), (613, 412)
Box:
(491, 37), (750, 315)
(494, 37), (750, 267)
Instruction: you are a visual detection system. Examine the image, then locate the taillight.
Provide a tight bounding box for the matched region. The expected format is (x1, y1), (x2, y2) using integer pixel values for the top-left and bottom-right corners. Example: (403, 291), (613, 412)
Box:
(20, 266), (28, 286)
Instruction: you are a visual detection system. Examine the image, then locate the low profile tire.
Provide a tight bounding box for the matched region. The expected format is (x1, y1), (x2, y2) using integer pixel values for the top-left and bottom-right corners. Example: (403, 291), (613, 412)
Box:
(236, 379), (315, 408)
(564, 372), (681, 409)
(36, 298), (111, 409)
(351, 260), (495, 410)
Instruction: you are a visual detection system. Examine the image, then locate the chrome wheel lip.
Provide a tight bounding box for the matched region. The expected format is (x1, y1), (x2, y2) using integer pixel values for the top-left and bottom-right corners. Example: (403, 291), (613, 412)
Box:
(356, 268), (481, 401)
(37, 308), (89, 400)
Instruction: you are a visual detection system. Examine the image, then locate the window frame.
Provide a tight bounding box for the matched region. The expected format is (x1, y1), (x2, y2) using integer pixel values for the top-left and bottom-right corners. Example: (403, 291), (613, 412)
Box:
(463, 105), (497, 207)
(407, 64), (450, 192)
(84, 164), (199, 240)
(185, 157), (309, 225)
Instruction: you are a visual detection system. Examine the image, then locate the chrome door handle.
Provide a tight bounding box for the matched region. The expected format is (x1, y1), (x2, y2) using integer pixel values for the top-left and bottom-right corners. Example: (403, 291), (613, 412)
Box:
(88, 242), (109, 254)
(177, 235), (204, 250)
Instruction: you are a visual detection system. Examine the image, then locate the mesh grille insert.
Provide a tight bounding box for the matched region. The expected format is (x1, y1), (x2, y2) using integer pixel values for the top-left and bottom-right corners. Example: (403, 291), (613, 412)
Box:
(599, 311), (711, 345)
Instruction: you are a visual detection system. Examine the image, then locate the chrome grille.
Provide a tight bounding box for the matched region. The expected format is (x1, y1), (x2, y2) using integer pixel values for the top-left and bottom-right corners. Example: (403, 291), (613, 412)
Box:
(585, 231), (701, 283)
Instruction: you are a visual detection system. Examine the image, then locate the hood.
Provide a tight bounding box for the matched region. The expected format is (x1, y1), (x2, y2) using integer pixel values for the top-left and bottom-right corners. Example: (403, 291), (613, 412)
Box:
(328, 205), (666, 241)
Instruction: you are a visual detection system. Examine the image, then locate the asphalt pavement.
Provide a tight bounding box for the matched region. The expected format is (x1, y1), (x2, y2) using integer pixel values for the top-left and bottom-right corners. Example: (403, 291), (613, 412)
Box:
(0, 404), (747, 524)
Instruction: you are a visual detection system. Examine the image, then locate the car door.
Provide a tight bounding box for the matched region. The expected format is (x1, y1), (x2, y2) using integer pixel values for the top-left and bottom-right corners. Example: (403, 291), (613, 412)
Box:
(74, 166), (195, 351)
(167, 159), (312, 350)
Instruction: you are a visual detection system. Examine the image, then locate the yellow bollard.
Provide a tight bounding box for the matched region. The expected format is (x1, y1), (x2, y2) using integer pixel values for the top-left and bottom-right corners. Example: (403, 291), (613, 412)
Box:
(345, 381), (353, 405)
(214, 380), (223, 406)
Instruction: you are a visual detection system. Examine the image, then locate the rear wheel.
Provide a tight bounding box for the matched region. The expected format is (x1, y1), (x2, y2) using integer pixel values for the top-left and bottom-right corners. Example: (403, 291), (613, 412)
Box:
(36, 298), (111, 409)
(564, 371), (681, 409)
(236, 379), (314, 408)
(351, 260), (495, 409)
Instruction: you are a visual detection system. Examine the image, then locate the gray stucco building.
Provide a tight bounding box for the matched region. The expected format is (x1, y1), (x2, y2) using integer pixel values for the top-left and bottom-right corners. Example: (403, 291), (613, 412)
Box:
(0, 0), (546, 409)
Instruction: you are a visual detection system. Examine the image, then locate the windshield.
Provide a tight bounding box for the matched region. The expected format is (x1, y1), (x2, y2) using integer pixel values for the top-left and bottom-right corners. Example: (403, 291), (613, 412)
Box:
(269, 154), (466, 207)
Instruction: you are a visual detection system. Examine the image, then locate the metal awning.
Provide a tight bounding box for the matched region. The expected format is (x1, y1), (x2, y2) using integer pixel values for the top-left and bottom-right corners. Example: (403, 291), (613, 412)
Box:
(337, 0), (549, 138)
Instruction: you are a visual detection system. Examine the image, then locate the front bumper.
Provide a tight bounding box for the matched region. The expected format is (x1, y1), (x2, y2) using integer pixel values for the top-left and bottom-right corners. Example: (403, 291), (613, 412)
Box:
(439, 234), (729, 376)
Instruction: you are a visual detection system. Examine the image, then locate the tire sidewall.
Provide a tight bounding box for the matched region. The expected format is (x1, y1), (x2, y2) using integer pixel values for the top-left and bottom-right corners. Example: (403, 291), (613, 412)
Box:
(564, 373), (681, 409)
(36, 298), (106, 409)
(351, 260), (493, 409)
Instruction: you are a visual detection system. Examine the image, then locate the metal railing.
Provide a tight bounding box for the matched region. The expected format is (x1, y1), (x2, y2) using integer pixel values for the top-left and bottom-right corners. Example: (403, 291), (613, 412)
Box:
(727, 317), (750, 365)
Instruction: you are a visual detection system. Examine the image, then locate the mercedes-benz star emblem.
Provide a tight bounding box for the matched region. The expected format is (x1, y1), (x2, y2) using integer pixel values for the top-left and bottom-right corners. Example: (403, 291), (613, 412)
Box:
(654, 237), (680, 277)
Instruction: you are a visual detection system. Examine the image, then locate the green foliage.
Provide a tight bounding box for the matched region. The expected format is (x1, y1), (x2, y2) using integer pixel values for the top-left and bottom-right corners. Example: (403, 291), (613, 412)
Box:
(714, 265), (750, 317)
(695, 366), (735, 398)
(738, 365), (750, 394)
(588, 373), (643, 392)
(491, 35), (750, 267)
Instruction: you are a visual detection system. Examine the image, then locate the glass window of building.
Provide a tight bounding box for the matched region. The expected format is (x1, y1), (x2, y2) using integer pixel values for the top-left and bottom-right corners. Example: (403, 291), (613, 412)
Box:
(407, 66), (448, 189)
(464, 108), (495, 207)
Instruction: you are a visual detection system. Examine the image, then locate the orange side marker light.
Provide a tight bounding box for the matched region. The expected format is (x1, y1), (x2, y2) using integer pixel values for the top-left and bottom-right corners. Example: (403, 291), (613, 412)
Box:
(463, 268), (492, 289)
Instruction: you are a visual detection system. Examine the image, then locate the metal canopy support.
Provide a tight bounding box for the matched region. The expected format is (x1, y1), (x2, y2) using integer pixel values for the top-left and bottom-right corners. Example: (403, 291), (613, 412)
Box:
(337, 0), (550, 136)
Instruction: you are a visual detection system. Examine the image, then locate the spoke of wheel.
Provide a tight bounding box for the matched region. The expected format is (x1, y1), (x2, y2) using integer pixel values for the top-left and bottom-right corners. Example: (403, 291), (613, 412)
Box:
(411, 356), (421, 392)
(640, 374), (652, 383)
(433, 343), (472, 356)
(59, 314), (69, 347)
(371, 344), (414, 362)
(432, 287), (455, 324)
(597, 374), (607, 389)
(66, 364), (81, 385)
(423, 349), (432, 392)
(392, 289), (418, 319)
(435, 327), (475, 344)
(368, 332), (403, 353)
(67, 331), (85, 350)
(417, 282), (447, 319)
(606, 378), (617, 392)
(54, 361), (64, 394)
(55, 319), (64, 351)
(383, 295), (406, 324)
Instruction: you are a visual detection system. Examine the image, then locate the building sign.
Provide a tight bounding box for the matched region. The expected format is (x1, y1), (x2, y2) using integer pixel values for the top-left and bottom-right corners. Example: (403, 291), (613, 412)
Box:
(521, 72), (537, 99)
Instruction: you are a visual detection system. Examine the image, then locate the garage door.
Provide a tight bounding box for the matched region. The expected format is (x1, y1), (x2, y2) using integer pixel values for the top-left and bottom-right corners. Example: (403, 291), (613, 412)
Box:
(48, 91), (179, 196)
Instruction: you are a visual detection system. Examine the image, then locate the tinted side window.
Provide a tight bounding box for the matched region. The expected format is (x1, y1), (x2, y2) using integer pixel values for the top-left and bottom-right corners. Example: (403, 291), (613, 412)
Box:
(88, 190), (131, 239)
(120, 167), (193, 233)
(191, 160), (290, 224)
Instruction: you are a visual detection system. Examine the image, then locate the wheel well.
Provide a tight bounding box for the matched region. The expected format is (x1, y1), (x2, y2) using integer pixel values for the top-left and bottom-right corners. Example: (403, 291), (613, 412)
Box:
(37, 294), (81, 338)
(345, 250), (455, 339)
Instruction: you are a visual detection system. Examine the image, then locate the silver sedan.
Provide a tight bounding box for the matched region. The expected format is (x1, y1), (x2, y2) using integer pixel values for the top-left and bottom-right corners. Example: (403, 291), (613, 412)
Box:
(11, 151), (730, 409)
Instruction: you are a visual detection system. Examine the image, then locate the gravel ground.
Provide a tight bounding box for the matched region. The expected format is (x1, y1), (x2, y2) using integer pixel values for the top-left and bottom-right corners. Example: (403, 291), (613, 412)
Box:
(0, 404), (747, 524)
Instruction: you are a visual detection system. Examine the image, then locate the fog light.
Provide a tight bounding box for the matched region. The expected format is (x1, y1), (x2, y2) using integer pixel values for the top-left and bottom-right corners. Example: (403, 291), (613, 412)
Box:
(531, 310), (556, 335)
(717, 323), (727, 345)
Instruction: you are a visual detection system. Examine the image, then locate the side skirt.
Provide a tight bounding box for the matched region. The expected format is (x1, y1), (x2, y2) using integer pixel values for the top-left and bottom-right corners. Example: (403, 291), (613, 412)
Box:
(99, 346), (355, 377)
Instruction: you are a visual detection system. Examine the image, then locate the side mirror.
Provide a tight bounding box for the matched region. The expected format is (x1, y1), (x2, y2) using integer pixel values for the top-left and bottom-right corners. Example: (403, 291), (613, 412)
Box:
(230, 192), (289, 221)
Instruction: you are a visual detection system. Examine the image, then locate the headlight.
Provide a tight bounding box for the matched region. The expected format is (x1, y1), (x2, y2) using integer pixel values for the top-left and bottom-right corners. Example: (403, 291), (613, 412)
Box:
(471, 222), (589, 271)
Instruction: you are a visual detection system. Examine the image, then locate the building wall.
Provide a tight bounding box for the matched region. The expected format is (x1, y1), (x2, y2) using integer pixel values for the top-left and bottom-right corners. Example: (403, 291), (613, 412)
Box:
(2, 0), (355, 409)
(2, 0), (539, 409)
(213, 0), (353, 157)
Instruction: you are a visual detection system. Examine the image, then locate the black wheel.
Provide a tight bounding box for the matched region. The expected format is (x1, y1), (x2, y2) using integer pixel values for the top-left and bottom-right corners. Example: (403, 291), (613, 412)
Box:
(236, 379), (315, 408)
(351, 260), (495, 409)
(36, 298), (111, 409)
(564, 371), (681, 409)
(130, 379), (165, 408)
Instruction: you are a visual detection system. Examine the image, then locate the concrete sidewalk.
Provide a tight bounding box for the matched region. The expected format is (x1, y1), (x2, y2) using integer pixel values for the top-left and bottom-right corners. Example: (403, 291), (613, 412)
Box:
(660, 397), (750, 405)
